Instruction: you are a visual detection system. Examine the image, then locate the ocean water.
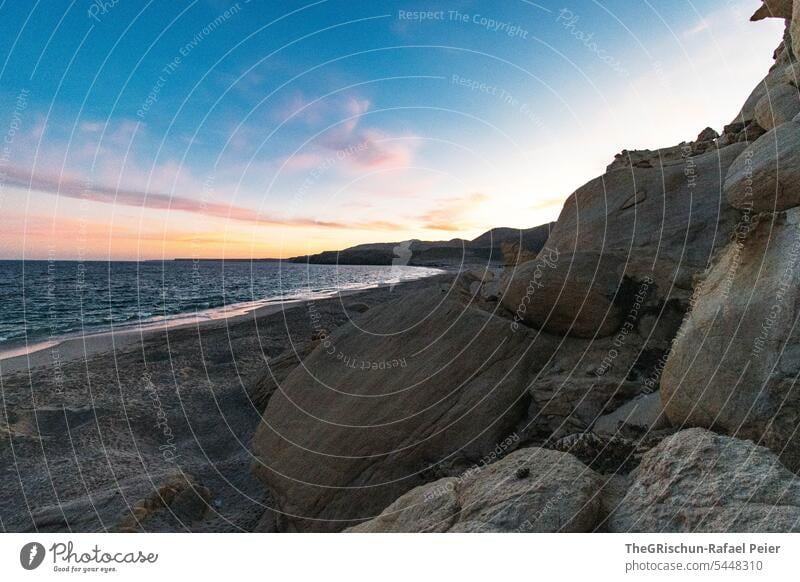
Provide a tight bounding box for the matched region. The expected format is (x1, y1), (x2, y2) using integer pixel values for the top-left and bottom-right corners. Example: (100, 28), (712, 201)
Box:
(0, 260), (442, 351)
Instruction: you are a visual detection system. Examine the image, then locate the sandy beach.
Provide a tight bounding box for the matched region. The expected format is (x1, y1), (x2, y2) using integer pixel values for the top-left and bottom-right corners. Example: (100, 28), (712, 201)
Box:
(0, 278), (438, 376)
(0, 273), (450, 532)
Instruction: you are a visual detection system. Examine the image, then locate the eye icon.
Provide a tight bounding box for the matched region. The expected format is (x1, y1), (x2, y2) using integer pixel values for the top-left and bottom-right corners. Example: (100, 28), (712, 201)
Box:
(20, 542), (46, 570)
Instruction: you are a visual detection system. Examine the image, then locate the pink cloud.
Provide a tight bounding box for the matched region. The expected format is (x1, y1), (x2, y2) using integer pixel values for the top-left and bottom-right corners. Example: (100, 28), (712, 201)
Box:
(1, 165), (380, 229)
(419, 192), (489, 231)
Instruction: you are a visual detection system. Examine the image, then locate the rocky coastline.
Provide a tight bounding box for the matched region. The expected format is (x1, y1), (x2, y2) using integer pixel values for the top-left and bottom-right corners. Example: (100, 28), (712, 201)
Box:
(4, 3), (800, 533)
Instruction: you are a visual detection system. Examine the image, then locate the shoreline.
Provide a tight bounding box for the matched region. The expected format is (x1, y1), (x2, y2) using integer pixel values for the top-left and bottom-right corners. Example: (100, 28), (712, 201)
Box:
(0, 269), (448, 376)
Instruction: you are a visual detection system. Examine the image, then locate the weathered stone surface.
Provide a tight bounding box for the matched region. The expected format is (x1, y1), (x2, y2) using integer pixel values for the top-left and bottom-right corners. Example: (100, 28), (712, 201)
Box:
(251, 288), (554, 531)
(547, 143), (747, 271)
(734, 61), (790, 126)
(247, 342), (316, 413)
(661, 208), (800, 470)
(609, 429), (800, 532)
(726, 121), (800, 212)
(754, 83), (800, 130)
(594, 392), (669, 437)
(501, 250), (633, 338)
(348, 447), (605, 533)
(529, 378), (642, 440)
(793, 1), (800, 62)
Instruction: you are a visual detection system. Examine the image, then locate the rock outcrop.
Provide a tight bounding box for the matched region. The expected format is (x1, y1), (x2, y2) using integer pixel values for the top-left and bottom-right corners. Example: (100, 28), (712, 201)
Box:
(609, 429), (800, 532)
(754, 83), (800, 130)
(250, 5), (800, 535)
(751, 0), (794, 21)
(725, 120), (800, 212)
(661, 208), (800, 470)
(347, 447), (606, 533)
(251, 285), (554, 531)
(501, 250), (633, 338)
(543, 142), (747, 271)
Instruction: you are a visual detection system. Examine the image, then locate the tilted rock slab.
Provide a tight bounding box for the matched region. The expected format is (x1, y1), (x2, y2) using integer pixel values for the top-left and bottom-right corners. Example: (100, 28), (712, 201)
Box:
(726, 120), (800, 212)
(754, 83), (800, 130)
(610, 428), (800, 532)
(545, 143), (747, 271)
(348, 447), (605, 533)
(502, 142), (746, 341)
(251, 287), (554, 531)
(501, 250), (632, 338)
(661, 208), (800, 470)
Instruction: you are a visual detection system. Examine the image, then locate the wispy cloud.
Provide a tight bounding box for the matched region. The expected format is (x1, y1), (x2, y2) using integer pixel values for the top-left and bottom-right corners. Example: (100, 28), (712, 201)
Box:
(418, 192), (489, 231)
(683, 20), (710, 37)
(3, 165), (406, 230)
(282, 96), (419, 174)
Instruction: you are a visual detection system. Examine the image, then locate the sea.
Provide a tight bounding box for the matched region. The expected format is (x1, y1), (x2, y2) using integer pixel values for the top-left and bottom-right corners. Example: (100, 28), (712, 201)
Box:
(0, 260), (442, 356)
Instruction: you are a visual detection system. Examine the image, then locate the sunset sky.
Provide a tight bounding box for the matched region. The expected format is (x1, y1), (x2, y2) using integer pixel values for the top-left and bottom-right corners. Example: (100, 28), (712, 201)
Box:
(0, 0), (784, 260)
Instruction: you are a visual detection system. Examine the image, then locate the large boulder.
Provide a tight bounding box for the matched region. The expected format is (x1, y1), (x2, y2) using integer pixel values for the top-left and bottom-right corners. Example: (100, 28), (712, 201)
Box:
(661, 208), (800, 470)
(251, 287), (554, 531)
(501, 250), (633, 338)
(609, 429), (800, 532)
(545, 143), (747, 271)
(348, 447), (605, 533)
(732, 56), (792, 127)
(754, 83), (800, 130)
(725, 121), (800, 212)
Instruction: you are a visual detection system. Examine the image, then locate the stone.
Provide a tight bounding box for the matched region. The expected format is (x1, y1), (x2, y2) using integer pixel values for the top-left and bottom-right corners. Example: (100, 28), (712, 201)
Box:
(169, 484), (212, 523)
(783, 62), (800, 86)
(529, 378), (642, 440)
(593, 392), (669, 437)
(501, 250), (636, 338)
(609, 429), (800, 532)
(661, 209), (800, 470)
(347, 478), (461, 533)
(754, 83), (800, 130)
(733, 60), (791, 128)
(251, 288), (554, 531)
(348, 447), (605, 533)
(696, 126), (719, 142)
(725, 121), (800, 212)
(547, 143), (747, 271)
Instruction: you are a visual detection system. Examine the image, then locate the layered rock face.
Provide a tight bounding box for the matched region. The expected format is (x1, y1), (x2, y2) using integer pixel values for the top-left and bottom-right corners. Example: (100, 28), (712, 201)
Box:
(660, 5), (800, 470)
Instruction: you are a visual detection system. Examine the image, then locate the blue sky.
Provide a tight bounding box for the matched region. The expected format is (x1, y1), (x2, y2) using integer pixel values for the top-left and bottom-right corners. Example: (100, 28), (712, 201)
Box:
(0, 0), (785, 259)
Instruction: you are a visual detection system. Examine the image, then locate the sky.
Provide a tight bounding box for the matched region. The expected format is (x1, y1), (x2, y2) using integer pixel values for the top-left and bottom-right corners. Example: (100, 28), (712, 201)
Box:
(0, 0), (786, 260)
